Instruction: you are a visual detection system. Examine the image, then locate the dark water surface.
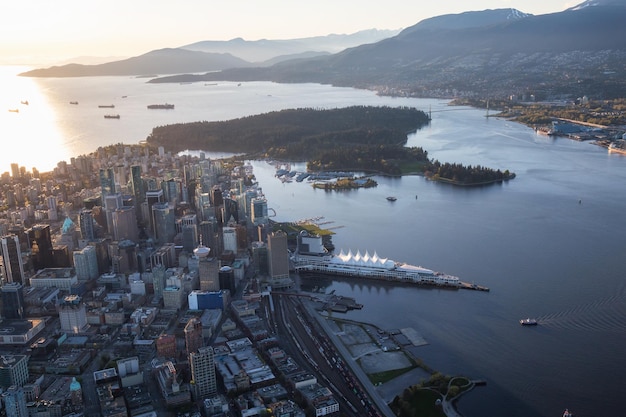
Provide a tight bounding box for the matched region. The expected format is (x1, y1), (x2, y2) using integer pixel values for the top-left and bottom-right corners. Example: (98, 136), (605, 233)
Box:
(249, 107), (626, 417)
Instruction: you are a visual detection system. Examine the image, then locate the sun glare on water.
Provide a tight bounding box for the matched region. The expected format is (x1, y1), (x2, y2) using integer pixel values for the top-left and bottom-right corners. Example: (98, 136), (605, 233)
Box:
(0, 66), (70, 174)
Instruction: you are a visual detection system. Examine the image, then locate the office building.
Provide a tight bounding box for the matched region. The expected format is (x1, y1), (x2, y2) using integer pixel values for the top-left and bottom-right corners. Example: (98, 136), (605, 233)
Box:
(99, 168), (115, 197)
(1, 283), (25, 320)
(78, 209), (95, 241)
(184, 317), (203, 355)
(112, 206), (139, 241)
(268, 231), (290, 280)
(130, 165), (145, 223)
(198, 258), (219, 291)
(2, 386), (28, 417)
(156, 334), (177, 358)
(251, 241), (269, 276)
(218, 266), (235, 294)
(152, 203), (175, 244)
(73, 245), (99, 280)
(46, 196), (58, 221)
(145, 190), (164, 233)
(103, 193), (123, 234)
(58, 295), (88, 334)
(251, 197), (268, 226)
(162, 285), (184, 310)
(152, 265), (166, 300)
(181, 223), (198, 253)
(1, 235), (25, 284)
(222, 227), (237, 253)
(0, 355), (29, 389)
(189, 346), (217, 400)
(27, 224), (54, 271)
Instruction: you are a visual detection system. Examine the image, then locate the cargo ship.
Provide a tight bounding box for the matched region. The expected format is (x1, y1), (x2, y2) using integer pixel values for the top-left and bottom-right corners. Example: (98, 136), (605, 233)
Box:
(147, 103), (174, 109)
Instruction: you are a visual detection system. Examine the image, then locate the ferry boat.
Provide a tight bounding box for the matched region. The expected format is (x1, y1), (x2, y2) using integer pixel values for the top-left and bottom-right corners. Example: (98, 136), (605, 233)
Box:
(147, 103), (174, 109)
(519, 318), (538, 326)
(293, 231), (462, 288)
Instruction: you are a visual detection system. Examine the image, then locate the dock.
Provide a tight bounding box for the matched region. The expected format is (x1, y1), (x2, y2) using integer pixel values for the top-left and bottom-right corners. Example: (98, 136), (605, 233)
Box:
(459, 281), (490, 292)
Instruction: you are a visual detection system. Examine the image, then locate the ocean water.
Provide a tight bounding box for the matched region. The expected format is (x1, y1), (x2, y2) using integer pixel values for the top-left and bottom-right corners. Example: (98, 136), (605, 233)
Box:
(3, 67), (626, 417)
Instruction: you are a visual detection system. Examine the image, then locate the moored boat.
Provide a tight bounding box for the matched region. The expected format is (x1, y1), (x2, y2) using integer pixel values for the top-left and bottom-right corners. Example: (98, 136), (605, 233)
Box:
(520, 318), (538, 326)
(98, 104), (115, 108)
(386, 196), (397, 201)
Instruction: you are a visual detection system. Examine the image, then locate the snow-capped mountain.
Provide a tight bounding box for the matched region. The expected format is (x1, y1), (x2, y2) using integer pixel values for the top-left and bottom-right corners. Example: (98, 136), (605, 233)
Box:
(568, 0), (626, 11)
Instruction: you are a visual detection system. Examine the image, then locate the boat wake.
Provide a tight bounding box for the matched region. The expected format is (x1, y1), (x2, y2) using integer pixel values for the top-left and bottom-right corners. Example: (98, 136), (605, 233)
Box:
(535, 289), (626, 333)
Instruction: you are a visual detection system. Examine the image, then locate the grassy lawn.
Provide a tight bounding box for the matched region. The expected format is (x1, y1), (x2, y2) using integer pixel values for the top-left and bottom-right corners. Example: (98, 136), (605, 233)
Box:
(368, 366), (417, 385)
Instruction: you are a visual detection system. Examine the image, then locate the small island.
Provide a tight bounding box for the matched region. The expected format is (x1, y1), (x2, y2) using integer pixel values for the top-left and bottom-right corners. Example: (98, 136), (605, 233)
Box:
(147, 105), (514, 186)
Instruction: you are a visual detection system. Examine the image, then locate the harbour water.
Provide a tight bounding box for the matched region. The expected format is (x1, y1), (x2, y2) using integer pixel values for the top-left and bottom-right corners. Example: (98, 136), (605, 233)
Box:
(2, 67), (626, 416)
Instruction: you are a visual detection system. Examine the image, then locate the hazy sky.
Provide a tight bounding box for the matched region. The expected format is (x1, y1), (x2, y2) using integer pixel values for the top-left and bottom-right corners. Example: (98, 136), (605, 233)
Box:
(2, 0), (580, 65)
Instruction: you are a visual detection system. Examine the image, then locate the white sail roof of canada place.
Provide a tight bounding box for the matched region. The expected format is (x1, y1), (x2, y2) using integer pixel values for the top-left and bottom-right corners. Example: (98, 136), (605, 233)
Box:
(332, 250), (396, 269)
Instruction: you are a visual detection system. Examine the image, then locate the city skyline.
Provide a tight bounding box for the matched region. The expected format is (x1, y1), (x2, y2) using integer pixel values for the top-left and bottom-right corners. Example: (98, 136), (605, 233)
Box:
(3, 1), (576, 65)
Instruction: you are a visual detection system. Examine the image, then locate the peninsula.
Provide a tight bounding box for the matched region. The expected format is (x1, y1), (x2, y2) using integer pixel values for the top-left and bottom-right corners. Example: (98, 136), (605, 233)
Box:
(147, 105), (514, 185)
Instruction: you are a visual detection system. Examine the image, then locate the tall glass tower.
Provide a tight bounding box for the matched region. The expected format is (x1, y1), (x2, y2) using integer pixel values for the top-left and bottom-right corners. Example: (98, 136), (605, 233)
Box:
(99, 168), (116, 197)
(1, 235), (25, 284)
(1, 283), (25, 319)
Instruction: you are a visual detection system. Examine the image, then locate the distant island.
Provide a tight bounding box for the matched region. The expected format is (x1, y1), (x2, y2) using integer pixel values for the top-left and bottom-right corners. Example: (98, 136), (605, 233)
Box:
(147, 106), (514, 186)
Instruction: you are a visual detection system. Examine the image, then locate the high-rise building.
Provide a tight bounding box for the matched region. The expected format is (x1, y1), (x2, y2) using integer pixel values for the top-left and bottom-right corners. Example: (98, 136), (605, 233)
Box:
(72, 246), (99, 280)
(10, 163), (20, 180)
(1, 283), (25, 319)
(131, 165), (145, 224)
(112, 206), (139, 241)
(104, 193), (123, 234)
(27, 224), (54, 271)
(184, 317), (203, 355)
(251, 241), (269, 276)
(218, 266), (235, 294)
(251, 197), (268, 226)
(268, 231), (289, 280)
(152, 265), (166, 300)
(99, 168), (115, 197)
(156, 334), (177, 358)
(146, 190), (164, 233)
(2, 386), (28, 417)
(182, 223), (198, 253)
(78, 209), (95, 241)
(58, 295), (88, 334)
(0, 355), (29, 389)
(222, 227), (237, 253)
(189, 346), (217, 400)
(46, 196), (58, 221)
(152, 203), (175, 244)
(162, 178), (182, 206)
(198, 259), (219, 291)
(1, 235), (25, 284)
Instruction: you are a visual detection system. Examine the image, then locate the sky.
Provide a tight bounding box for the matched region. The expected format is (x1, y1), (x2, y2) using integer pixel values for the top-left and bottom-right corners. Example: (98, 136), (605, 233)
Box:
(2, 0), (580, 66)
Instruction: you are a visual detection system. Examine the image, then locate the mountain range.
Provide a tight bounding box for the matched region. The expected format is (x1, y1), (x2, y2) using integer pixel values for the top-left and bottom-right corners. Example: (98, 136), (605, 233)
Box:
(20, 0), (626, 99)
